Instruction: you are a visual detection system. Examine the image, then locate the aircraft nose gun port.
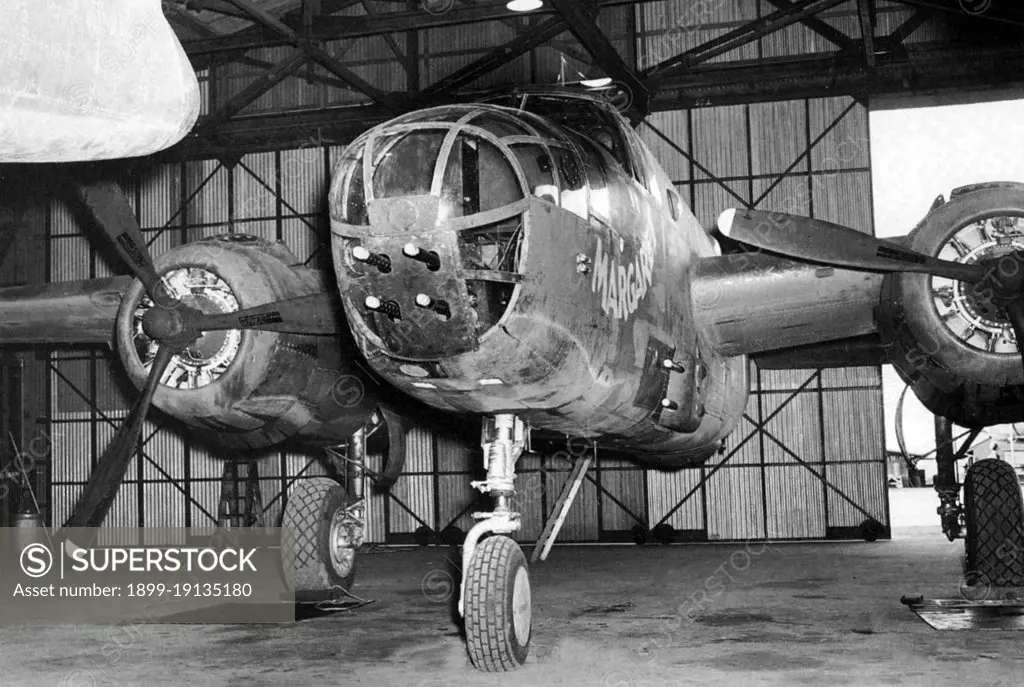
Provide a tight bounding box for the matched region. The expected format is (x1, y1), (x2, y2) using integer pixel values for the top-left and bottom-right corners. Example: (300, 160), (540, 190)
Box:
(403, 243), (441, 271)
(415, 293), (451, 319)
(352, 246), (391, 273)
(365, 296), (401, 321)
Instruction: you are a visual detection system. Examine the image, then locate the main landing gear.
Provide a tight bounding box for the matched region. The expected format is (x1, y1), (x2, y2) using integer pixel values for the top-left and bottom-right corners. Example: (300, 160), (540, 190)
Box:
(281, 427), (368, 601)
(933, 417), (1024, 589)
(459, 414), (532, 671)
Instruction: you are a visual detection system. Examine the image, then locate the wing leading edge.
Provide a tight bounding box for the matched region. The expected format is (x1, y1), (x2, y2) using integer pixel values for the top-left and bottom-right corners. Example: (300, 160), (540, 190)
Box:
(0, 276), (132, 346)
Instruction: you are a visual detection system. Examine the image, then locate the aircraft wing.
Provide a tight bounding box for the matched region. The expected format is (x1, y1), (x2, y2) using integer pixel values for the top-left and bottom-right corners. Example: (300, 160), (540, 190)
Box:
(1, 0), (199, 162)
(692, 252), (884, 358)
(0, 276), (132, 345)
(751, 334), (887, 369)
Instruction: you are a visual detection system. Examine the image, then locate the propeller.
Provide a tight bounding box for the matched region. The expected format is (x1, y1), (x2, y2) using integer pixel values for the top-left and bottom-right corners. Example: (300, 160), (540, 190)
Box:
(717, 208), (1024, 373)
(140, 291), (342, 347)
(76, 181), (174, 308)
(62, 345), (173, 529)
(60, 179), (348, 530)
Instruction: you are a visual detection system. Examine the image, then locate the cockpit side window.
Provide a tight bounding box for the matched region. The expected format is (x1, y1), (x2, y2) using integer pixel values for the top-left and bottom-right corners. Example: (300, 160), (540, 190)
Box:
(512, 96), (640, 181)
(509, 143), (558, 205)
(439, 135), (522, 220)
(371, 131), (447, 199)
(621, 126), (654, 190)
(339, 147), (369, 225)
(554, 147), (587, 219)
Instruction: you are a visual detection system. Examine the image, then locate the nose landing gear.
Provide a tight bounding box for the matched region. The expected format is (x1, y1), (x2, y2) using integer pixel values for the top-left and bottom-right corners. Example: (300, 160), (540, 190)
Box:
(459, 414), (532, 671)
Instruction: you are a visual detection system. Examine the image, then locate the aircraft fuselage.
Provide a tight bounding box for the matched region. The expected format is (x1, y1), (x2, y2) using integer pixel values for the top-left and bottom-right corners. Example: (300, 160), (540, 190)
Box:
(329, 91), (747, 466)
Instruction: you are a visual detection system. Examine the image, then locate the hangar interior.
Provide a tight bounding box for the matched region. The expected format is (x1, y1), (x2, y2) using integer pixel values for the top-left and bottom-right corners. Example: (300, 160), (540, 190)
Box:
(2, 0), (1023, 547)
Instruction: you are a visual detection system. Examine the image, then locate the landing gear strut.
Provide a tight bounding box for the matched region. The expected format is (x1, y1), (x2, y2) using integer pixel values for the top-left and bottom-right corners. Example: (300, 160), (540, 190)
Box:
(460, 414), (531, 671)
(933, 416), (966, 542)
(281, 427), (367, 601)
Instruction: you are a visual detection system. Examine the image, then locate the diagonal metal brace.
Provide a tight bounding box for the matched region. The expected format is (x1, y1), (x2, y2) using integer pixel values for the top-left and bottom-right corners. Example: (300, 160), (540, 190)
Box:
(531, 453), (593, 563)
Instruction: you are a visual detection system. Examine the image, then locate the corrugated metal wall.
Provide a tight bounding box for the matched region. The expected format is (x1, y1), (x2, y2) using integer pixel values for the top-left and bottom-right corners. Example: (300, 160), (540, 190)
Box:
(635, 92), (886, 541)
(45, 1), (887, 542)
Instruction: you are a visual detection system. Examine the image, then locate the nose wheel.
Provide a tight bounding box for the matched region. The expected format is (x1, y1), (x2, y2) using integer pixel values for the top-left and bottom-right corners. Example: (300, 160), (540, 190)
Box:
(463, 535), (532, 671)
(459, 414), (531, 671)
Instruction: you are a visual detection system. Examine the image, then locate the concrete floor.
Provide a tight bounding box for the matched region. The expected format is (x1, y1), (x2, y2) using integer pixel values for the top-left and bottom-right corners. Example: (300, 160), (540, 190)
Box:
(3, 492), (1024, 687)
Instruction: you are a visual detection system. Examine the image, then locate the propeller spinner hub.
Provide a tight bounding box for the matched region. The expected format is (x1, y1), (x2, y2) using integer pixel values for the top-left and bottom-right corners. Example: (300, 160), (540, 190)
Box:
(140, 306), (187, 343)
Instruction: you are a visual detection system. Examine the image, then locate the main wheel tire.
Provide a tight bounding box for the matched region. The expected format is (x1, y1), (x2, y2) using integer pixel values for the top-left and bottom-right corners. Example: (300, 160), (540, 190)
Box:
(964, 459), (1024, 586)
(464, 535), (531, 671)
(282, 478), (359, 600)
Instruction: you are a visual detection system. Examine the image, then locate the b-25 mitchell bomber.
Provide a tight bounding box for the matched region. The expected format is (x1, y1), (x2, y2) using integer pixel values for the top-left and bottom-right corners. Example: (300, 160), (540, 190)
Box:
(3, 85), (1024, 672)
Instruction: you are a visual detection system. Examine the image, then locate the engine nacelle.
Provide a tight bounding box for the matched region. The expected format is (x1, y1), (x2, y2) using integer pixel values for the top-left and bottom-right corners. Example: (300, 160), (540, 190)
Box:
(115, 234), (379, 450)
(878, 183), (1024, 427)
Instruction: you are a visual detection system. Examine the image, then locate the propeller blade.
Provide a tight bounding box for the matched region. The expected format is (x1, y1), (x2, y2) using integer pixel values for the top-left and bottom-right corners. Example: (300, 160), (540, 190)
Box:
(75, 180), (171, 305)
(62, 345), (173, 529)
(718, 209), (990, 283)
(188, 291), (344, 335)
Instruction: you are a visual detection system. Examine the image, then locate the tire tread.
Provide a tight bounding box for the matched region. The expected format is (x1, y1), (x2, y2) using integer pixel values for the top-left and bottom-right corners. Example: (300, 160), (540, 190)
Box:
(282, 477), (352, 594)
(464, 536), (529, 671)
(965, 459), (1024, 586)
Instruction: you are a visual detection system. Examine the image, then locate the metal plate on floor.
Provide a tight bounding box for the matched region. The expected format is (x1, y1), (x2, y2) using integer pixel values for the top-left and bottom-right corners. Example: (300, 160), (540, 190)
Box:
(903, 597), (1024, 630)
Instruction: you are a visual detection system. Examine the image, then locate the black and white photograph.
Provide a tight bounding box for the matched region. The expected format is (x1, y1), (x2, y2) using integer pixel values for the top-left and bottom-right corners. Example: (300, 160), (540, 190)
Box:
(1, 1), (1024, 685)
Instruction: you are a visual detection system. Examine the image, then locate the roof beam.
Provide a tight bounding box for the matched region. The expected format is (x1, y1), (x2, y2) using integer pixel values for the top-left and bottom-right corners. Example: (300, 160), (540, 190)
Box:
(892, 0), (1024, 27)
(652, 43), (1024, 109)
(762, 0), (858, 51)
(167, 4), (350, 89)
(886, 7), (933, 46)
(220, 0), (407, 112)
(415, 15), (568, 103)
(155, 43), (1024, 160)
(547, 0), (650, 119)
(194, 48), (310, 137)
(180, 0), (660, 54)
(857, 0), (877, 67)
(645, 0), (849, 81)
(177, 0), (250, 18)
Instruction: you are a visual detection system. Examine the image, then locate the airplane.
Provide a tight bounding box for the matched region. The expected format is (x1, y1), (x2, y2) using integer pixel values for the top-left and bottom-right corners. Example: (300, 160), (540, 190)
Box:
(3, 83), (1024, 673)
(1, 0), (199, 162)
(326, 85), (1024, 668)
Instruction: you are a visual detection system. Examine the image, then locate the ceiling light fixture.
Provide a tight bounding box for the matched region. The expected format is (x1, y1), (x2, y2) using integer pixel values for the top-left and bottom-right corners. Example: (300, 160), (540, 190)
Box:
(507, 0), (543, 12)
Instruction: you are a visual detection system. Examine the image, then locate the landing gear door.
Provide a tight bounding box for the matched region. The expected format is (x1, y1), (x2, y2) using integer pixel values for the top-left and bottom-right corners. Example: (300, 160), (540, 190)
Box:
(655, 334), (704, 434)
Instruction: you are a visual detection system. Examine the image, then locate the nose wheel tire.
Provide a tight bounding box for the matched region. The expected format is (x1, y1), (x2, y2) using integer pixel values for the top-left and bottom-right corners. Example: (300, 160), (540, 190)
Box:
(464, 535), (532, 671)
(964, 459), (1024, 587)
(282, 477), (360, 600)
